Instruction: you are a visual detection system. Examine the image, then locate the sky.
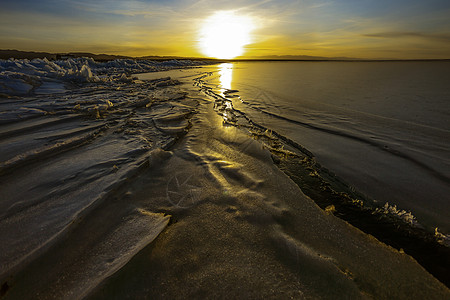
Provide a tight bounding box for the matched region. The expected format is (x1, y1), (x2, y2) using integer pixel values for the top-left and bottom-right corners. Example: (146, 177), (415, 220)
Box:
(1, 0), (450, 59)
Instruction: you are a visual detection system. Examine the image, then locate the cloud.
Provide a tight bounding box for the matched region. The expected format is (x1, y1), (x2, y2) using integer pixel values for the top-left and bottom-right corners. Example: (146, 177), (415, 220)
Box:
(363, 31), (450, 43)
(2, 0), (450, 58)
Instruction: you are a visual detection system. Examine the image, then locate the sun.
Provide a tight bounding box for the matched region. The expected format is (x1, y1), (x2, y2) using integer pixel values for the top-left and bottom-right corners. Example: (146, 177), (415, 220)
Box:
(199, 11), (254, 59)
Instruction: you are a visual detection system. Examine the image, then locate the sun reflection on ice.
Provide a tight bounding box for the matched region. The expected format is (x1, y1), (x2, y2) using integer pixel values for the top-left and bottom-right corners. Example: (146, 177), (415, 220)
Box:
(214, 63), (236, 125)
(219, 63), (233, 93)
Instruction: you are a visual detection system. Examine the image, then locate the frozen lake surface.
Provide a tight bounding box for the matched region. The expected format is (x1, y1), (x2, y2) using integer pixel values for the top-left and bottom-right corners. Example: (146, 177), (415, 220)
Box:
(0, 58), (449, 298)
(204, 61), (450, 234)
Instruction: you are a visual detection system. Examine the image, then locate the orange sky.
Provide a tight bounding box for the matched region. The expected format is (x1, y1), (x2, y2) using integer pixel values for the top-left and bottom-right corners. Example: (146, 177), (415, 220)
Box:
(1, 0), (450, 59)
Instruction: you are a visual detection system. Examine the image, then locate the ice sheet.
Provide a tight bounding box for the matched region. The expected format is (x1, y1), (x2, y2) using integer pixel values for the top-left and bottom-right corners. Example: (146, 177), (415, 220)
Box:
(1, 62), (448, 299)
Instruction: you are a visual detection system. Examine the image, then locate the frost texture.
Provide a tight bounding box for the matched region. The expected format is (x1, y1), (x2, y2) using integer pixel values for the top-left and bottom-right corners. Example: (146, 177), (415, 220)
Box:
(379, 202), (419, 226)
(434, 228), (450, 246)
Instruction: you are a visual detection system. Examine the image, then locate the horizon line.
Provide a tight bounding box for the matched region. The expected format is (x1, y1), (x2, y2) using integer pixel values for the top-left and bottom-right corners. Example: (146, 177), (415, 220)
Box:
(1, 49), (450, 62)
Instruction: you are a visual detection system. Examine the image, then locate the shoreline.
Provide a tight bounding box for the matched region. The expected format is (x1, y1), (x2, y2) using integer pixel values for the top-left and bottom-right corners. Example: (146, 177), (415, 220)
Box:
(192, 70), (450, 288)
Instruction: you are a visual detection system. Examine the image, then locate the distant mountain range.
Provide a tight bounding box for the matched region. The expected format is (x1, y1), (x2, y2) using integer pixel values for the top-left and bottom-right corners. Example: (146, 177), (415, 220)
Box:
(0, 50), (360, 61)
(0, 49), (212, 61)
(1, 49), (448, 62)
(237, 54), (359, 61)
(0, 49), (121, 60)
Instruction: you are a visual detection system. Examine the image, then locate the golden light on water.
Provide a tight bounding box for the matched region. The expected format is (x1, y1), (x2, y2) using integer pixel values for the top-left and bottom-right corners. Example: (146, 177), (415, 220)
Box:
(199, 11), (254, 59)
(219, 63), (233, 91)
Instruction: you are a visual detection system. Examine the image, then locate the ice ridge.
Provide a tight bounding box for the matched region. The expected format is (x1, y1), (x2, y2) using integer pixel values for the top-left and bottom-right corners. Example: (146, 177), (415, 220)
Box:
(0, 57), (208, 95)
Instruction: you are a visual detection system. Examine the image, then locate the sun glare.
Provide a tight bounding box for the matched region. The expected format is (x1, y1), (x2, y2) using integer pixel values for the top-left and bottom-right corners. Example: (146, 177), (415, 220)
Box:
(199, 11), (254, 59)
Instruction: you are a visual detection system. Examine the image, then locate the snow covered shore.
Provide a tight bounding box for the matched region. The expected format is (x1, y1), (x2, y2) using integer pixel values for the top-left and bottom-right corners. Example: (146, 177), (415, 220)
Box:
(0, 57), (208, 95)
